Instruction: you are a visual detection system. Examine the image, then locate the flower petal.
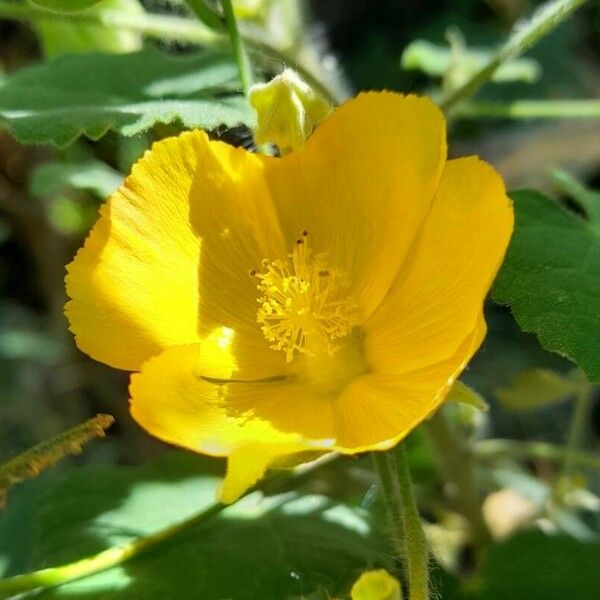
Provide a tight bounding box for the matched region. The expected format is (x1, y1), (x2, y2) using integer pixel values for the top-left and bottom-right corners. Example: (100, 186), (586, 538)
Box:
(220, 443), (288, 504)
(65, 132), (205, 371)
(129, 343), (295, 455)
(264, 92), (447, 318)
(187, 137), (286, 339)
(365, 157), (513, 375)
(130, 322), (485, 489)
(333, 316), (486, 452)
(130, 343), (311, 501)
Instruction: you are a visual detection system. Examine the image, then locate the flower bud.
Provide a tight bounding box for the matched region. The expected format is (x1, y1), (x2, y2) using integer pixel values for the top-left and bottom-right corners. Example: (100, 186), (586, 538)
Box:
(350, 569), (402, 600)
(249, 68), (333, 153)
(233, 0), (269, 20)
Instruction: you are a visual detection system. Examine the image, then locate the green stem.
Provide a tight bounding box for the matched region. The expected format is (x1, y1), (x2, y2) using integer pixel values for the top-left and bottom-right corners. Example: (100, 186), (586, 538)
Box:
(440, 0), (589, 112)
(0, 453), (338, 596)
(475, 438), (600, 471)
(185, 0), (224, 31)
(396, 445), (429, 600)
(0, 2), (221, 44)
(372, 451), (405, 565)
(0, 502), (224, 596)
(373, 447), (429, 600)
(0, 2), (340, 104)
(456, 99), (600, 119)
(220, 0), (253, 96)
(426, 410), (490, 553)
(563, 387), (591, 474)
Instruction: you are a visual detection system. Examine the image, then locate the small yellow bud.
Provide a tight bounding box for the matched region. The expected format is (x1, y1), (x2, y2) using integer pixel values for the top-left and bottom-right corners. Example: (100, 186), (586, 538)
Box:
(350, 569), (402, 600)
(249, 68), (333, 153)
(233, 0), (268, 20)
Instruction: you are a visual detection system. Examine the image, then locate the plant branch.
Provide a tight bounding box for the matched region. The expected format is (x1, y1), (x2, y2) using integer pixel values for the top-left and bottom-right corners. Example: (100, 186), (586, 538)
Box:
(185, 0), (224, 31)
(0, 414), (114, 509)
(0, 502), (224, 597)
(475, 438), (600, 470)
(456, 99), (600, 119)
(440, 0), (589, 112)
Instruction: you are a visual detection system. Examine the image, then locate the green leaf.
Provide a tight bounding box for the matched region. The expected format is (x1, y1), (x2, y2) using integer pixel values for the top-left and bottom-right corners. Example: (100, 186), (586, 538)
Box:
(0, 47), (253, 147)
(462, 532), (600, 599)
(401, 39), (541, 83)
(445, 381), (488, 412)
(493, 189), (600, 382)
(0, 452), (389, 598)
(550, 169), (600, 222)
(464, 304), (572, 402)
(496, 368), (585, 410)
(35, 0), (143, 57)
(30, 160), (123, 199)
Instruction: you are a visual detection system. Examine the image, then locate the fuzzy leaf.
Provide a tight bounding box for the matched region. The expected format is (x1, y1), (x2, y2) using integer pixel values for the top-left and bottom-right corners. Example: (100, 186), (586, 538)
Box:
(496, 368), (584, 410)
(493, 190), (600, 382)
(0, 47), (253, 147)
(464, 532), (600, 599)
(0, 452), (389, 598)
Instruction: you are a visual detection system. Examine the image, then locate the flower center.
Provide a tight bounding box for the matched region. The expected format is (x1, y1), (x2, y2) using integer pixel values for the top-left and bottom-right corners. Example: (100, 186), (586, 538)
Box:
(252, 231), (361, 364)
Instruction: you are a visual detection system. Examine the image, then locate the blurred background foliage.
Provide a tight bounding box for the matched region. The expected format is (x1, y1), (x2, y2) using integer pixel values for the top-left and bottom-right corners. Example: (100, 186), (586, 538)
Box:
(0, 0), (599, 598)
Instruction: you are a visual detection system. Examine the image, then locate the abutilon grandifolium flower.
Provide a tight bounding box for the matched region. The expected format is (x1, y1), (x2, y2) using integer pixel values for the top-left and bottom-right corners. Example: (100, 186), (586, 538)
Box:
(65, 92), (513, 503)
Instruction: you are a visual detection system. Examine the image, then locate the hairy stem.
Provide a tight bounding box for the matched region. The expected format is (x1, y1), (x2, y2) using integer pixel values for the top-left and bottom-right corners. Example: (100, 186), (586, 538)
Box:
(426, 409), (490, 554)
(373, 447), (429, 600)
(440, 0), (589, 111)
(372, 450), (405, 564)
(0, 414), (113, 508)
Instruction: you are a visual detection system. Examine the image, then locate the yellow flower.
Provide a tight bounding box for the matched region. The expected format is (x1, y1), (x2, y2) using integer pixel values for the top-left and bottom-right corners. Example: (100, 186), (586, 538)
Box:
(350, 569), (402, 600)
(65, 93), (513, 503)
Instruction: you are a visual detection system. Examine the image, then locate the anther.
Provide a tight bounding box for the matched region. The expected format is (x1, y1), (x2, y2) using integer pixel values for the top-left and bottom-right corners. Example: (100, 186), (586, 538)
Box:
(255, 234), (360, 362)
